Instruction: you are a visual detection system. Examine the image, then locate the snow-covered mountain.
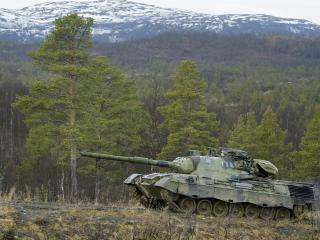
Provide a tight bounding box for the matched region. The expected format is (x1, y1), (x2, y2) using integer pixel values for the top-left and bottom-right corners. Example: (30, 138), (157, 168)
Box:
(1, 0), (320, 42)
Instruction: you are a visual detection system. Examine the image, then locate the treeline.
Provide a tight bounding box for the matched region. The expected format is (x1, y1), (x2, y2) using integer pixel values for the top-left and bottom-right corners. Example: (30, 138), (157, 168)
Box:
(0, 15), (320, 202)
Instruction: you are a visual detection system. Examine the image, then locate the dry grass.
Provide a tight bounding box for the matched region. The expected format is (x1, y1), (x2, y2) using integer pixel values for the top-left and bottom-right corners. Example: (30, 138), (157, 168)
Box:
(0, 201), (319, 240)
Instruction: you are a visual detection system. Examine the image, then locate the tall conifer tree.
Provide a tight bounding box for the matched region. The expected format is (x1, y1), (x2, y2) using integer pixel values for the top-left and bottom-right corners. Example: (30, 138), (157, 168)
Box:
(228, 112), (257, 154)
(296, 106), (320, 180)
(159, 60), (219, 159)
(15, 14), (93, 201)
(254, 107), (291, 175)
(228, 115), (247, 149)
(77, 57), (144, 202)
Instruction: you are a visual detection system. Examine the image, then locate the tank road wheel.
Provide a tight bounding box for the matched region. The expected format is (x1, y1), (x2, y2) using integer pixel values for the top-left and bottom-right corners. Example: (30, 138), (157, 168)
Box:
(244, 204), (260, 219)
(275, 208), (291, 220)
(179, 197), (196, 214)
(260, 207), (275, 220)
(197, 199), (212, 215)
(229, 203), (244, 218)
(212, 201), (229, 217)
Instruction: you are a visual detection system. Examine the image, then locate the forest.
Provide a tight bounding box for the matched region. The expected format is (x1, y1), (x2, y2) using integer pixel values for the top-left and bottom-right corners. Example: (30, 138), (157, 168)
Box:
(0, 14), (320, 202)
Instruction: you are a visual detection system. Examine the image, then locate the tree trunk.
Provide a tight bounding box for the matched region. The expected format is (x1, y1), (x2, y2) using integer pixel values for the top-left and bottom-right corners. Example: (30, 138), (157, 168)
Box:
(60, 170), (65, 201)
(70, 92), (78, 202)
(94, 158), (101, 205)
(70, 139), (77, 202)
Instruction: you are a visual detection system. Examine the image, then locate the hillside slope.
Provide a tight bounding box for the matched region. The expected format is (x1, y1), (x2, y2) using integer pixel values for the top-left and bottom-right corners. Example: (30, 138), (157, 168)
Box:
(95, 33), (320, 69)
(2, 33), (320, 69)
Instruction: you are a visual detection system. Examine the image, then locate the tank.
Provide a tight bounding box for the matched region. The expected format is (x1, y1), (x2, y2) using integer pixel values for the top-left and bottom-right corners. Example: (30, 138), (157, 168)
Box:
(81, 148), (318, 220)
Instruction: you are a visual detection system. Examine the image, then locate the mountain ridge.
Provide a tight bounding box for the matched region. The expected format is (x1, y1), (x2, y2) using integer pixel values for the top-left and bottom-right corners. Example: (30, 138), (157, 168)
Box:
(1, 0), (320, 42)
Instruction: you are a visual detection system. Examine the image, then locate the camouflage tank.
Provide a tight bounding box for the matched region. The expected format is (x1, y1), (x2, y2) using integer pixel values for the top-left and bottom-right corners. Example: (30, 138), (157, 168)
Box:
(81, 148), (318, 220)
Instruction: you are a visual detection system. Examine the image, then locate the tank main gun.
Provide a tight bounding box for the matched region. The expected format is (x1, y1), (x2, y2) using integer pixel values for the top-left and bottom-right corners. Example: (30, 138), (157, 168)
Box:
(80, 151), (196, 174)
(81, 151), (173, 168)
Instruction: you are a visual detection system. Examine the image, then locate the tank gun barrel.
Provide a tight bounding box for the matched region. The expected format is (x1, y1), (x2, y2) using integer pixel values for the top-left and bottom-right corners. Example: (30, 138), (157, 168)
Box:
(81, 151), (174, 168)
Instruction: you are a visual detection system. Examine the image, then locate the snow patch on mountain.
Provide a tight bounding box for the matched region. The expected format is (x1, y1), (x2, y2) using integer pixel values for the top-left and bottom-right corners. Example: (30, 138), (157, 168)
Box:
(0, 0), (320, 42)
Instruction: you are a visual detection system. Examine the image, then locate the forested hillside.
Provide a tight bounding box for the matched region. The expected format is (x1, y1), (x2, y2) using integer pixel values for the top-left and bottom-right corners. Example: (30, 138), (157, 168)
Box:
(97, 32), (320, 69)
(1, 22), (320, 201)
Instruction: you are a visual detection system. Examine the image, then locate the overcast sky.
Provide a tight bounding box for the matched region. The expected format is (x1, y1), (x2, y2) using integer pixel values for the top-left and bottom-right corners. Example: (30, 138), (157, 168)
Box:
(1, 0), (320, 24)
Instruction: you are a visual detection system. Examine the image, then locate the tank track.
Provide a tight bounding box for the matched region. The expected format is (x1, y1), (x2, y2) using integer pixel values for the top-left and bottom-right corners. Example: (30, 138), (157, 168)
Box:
(174, 196), (293, 220)
(132, 187), (298, 220)
(131, 187), (166, 210)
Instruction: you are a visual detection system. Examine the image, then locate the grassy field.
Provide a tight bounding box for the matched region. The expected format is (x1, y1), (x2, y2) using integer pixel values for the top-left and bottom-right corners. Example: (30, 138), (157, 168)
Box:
(0, 201), (319, 240)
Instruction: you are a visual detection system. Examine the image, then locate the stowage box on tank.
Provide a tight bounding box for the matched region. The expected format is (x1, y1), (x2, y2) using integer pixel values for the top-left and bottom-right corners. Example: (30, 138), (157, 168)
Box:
(81, 148), (318, 220)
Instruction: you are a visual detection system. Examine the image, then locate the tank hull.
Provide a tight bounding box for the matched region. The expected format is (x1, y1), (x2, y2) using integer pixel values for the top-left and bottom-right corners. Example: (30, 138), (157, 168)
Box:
(125, 173), (316, 219)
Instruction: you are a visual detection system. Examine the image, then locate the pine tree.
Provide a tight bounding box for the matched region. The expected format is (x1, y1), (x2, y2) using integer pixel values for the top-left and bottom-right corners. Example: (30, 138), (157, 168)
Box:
(78, 57), (144, 176)
(228, 112), (257, 154)
(159, 60), (219, 159)
(228, 115), (247, 148)
(14, 14), (94, 201)
(78, 57), (143, 154)
(254, 107), (291, 173)
(77, 57), (145, 203)
(296, 105), (320, 180)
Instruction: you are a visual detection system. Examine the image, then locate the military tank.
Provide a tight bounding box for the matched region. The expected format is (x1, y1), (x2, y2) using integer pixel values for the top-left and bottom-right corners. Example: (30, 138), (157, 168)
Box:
(81, 148), (318, 220)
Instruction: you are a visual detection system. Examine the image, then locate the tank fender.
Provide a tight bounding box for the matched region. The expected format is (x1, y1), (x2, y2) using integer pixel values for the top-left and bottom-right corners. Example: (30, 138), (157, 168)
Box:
(124, 174), (142, 185)
(154, 177), (172, 188)
(142, 173), (170, 180)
